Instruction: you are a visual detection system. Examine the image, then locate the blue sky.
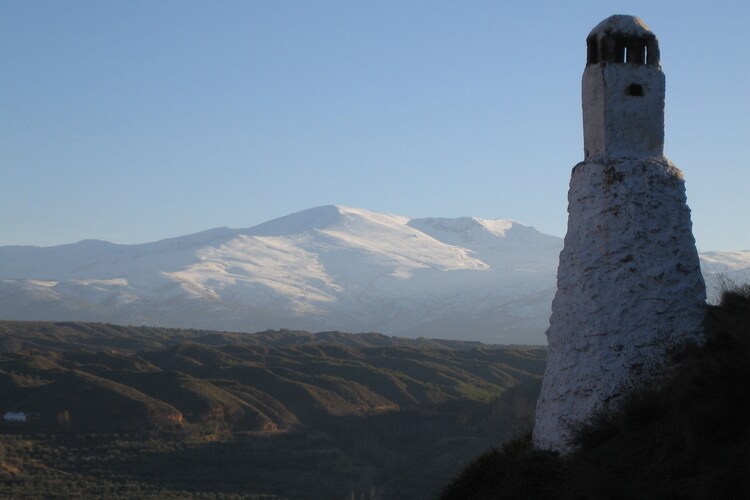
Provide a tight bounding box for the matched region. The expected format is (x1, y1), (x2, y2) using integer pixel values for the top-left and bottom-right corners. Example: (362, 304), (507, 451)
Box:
(1, 0), (748, 251)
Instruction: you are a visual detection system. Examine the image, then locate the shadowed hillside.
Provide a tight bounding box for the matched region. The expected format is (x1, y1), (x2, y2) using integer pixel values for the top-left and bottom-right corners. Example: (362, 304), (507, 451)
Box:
(0, 322), (545, 499)
(440, 287), (750, 499)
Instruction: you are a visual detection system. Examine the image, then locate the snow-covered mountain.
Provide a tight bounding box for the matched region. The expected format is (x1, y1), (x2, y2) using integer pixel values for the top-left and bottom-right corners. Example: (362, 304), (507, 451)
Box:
(699, 250), (750, 302)
(1, 205), (748, 344)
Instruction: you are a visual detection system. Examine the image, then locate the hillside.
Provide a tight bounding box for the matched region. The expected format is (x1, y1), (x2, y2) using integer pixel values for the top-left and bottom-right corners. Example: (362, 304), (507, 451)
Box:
(440, 288), (750, 499)
(0, 321), (545, 499)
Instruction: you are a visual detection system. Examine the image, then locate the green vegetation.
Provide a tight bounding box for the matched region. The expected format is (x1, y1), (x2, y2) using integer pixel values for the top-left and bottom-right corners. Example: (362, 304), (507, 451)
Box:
(440, 287), (750, 499)
(0, 322), (545, 499)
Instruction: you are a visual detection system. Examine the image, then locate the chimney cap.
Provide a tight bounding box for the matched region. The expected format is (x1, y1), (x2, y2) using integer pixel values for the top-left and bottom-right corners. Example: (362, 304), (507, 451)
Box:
(588, 15), (655, 40)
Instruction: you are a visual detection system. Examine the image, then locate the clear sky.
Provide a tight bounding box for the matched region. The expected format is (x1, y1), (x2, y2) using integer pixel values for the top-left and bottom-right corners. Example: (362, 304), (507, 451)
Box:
(1, 0), (748, 251)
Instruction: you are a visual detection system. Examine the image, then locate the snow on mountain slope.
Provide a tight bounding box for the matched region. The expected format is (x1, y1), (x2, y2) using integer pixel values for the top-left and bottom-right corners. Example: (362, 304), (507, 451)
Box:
(0, 206), (560, 343)
(700, 250), (750, 302)
(1, 205), (748, 344)
(700, 250), (750, 271)
(162, 206), (490, 308)
(0, 227), (238, 281)
(408, 217), (561, 271)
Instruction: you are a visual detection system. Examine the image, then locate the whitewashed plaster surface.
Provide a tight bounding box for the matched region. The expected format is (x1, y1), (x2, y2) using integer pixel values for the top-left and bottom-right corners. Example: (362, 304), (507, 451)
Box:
(532, 157), (706, 452)
(582, 63), (665, 160)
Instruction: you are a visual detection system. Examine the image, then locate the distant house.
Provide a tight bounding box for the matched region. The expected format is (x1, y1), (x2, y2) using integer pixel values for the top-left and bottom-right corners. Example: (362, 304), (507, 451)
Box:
(3, 412), (27, 423)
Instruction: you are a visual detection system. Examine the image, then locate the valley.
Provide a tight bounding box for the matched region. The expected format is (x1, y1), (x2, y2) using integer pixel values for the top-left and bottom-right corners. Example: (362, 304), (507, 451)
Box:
(0, 321), (545, 499)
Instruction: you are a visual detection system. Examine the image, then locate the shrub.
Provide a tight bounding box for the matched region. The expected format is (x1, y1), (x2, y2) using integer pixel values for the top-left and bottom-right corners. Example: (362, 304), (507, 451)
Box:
(440, 287), (750, 499)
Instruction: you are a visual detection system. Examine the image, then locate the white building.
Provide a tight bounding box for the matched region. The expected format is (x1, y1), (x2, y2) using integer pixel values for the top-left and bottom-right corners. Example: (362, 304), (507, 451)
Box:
(3, 411), (27, 423)
(532, 15), (706, 453)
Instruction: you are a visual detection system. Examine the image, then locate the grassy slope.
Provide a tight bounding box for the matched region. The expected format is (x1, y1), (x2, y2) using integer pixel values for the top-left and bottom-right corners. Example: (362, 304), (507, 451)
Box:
(440, 288), (750, 500)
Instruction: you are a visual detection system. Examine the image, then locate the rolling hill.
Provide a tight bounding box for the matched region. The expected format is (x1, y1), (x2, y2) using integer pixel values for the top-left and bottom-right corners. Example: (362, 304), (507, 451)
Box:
(0, 320), (545, 499)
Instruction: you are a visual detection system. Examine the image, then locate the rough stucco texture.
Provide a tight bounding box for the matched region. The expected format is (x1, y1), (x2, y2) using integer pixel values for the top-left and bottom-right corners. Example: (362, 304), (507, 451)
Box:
(583, 64), (665, 160)
(532, 157), (706, 452)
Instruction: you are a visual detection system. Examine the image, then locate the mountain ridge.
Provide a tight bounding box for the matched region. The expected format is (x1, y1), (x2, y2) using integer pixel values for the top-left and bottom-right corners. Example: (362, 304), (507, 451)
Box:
(1, 205), (748, 344)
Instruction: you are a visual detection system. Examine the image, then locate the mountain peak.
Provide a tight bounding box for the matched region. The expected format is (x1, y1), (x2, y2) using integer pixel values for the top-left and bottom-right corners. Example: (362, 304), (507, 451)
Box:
(244, 205), (409, 237)
(245, 205), (346, 237)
